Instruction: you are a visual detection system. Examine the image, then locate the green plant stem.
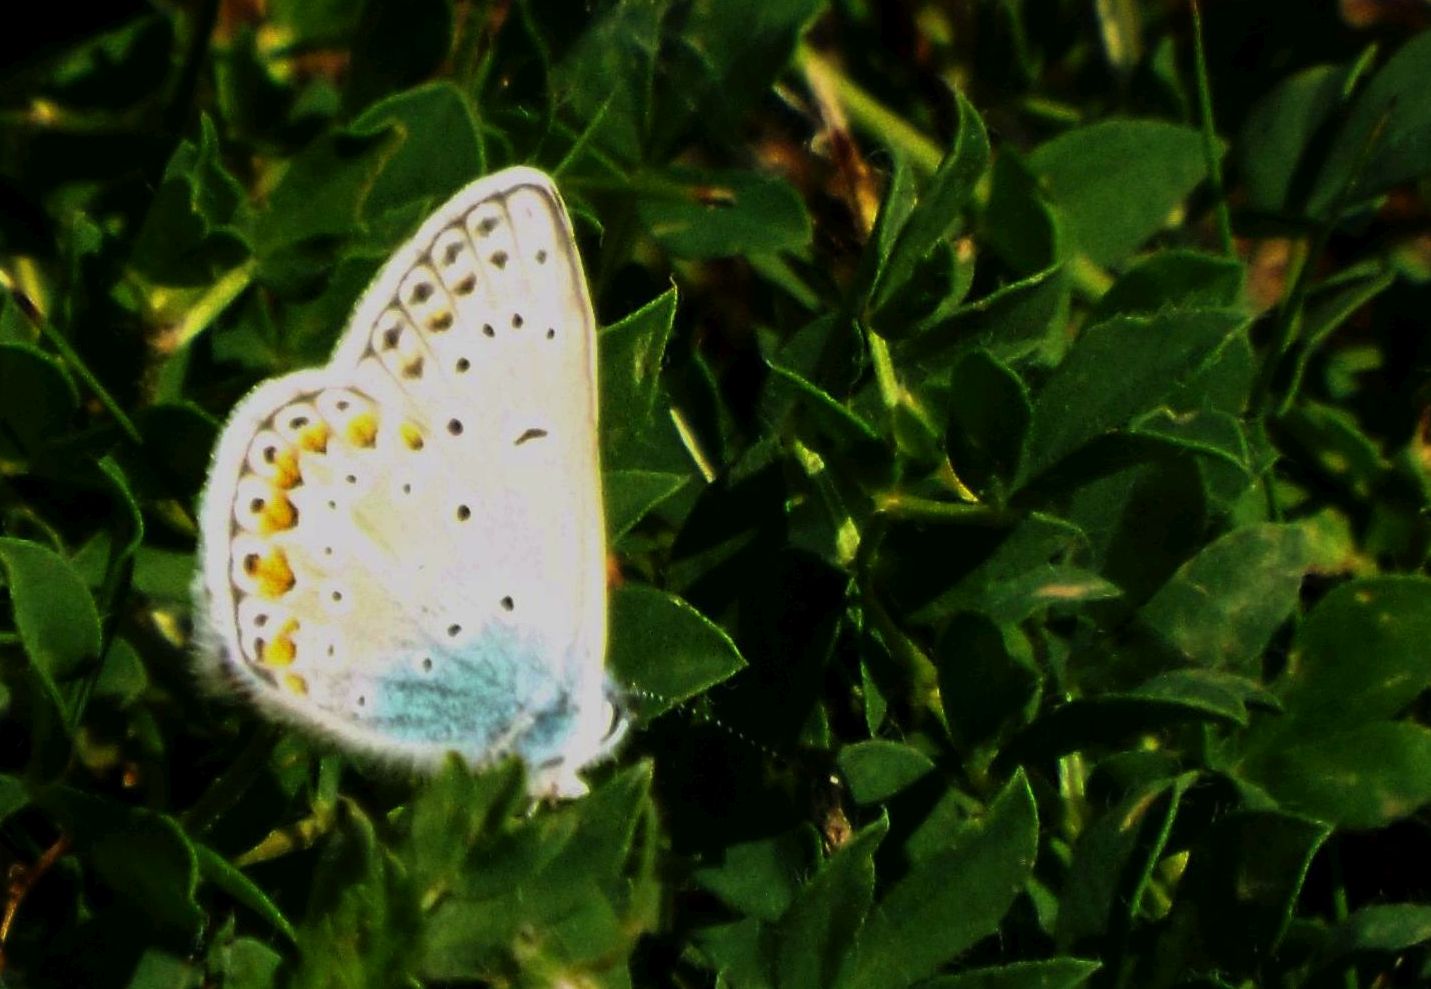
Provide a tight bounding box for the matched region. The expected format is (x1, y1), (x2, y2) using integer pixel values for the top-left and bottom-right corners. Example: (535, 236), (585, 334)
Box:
(1279, 267), (1394, 416)
(866, 327), (900, 415)
(875, 491), (1016, 526)
(1254, 108), (1391, 414)
(1190, 0), (1234, 258)
(1329, 848), (1359, 989)
(796, 44), (944, 175)
(181, 725), (281, 835)
(23, 300), (143, 446)
(165, 259), (256, 352)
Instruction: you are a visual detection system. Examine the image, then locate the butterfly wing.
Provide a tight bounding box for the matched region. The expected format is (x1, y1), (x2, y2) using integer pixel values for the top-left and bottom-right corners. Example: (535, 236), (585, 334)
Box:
(196, 168), (619, 795)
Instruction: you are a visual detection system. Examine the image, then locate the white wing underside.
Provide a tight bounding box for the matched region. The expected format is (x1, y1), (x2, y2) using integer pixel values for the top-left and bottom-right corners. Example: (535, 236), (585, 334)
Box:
(195, 168), (616, 795)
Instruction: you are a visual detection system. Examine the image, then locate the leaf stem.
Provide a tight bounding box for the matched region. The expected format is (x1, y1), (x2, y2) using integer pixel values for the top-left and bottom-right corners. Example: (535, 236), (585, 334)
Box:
(1253, 106), (1390, 414)
(796, 45), (943, 176)
(161, 259), (256, 353)
(180, 725), (281, 835)
(1190, 0), (1234, 258)
(875, 491), (1016, 526)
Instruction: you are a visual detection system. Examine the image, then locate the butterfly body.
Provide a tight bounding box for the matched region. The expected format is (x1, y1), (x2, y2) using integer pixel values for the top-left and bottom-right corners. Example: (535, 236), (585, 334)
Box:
(194, 167), (622, 797)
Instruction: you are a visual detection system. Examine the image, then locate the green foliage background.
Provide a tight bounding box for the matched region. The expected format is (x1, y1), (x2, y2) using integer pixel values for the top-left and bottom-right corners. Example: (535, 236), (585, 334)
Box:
(3, 1), (1431, 986)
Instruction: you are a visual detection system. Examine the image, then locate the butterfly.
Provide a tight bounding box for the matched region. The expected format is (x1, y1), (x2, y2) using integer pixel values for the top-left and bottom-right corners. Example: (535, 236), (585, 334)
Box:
(193, 167), (625, 798)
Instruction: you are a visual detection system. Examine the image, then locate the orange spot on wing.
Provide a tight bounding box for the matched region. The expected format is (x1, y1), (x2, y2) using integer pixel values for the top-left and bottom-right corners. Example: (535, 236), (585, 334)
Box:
(258, 489), (297, 534)
(284, 673), (308, 696)
(346, 412), (378, 448)
(400, 422), (425, 450)
(272, 447), (302, 488)
(251, 548), (295, 597)
(299, 422), (330, 453)
(260, 618), (300, 667)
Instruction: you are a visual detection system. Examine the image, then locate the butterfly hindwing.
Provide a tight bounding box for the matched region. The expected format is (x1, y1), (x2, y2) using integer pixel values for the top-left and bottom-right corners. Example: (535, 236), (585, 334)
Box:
(196, 168), (619, 795)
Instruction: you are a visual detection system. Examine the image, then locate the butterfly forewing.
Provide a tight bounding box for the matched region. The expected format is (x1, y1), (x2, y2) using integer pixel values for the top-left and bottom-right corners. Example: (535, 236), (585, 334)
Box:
(196, 168), (613, 794)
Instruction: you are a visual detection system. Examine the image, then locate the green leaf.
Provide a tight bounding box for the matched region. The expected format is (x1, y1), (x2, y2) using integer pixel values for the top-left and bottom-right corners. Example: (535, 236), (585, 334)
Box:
(419, 764), (654, 983)
(402, 757), (525, 903)
(606, 469), (689, 540)
(1308, 31), (1431, 217)
(1165, 811), (1329, 974)
(979, 565), (1122, 625)
(93, 636), (149, 707)
(252, 126), (400, 278)
(600, 289), (683, 470)
(692, 828), (816, 922)
(1056, 774), (1194, 947)
(208, 936), (282, 989)
(0, 343), (79, 459)
(918, 958), (1101, 989)
(654, 0), (824, 153)
(937, 613), (1040, 750)
(1128, 669), (1278, 726)
(297, 801), (420, 985)
(0, 537), (102, 686)
(1135, 523), (1311, 676)
(1282, 264), (1397, 408)
(637, 167), (812, 259)
(851, 155), (918, 304)
(607, 583), (746, 717)
(35, 787), (203, 936)
(838, 771), (1039, 989)
(1240, 61), (1359, 214)
(1088, 249), (1245, 324)
(903, 263), (1068, 367)
(868, 239), (964, 336)
(0, 773), (27, 823)
(765, 358), (886, 468)
(1004, 680), (1259, 764)
(194, 843), (299, 946)
(836, 740), (935, 804)
(1059, 457), (1208, 611)
(128, 114), (249, 286)
(421, 817), (581, 977)
(125, 950), (197, 989)
(1259, 576), (1431, 737)
(982, 149), (1064, 275)
(1315, 904), (1431, 969)
(1243, 721), (1431, 829)
(695, 917), (774, 989)
(1018, 308), (1246, 485)
(776, 818), (886, 989)
(868, 90), (990, 317)
(352, 82), (485, 219)
(1028, 119), (1209, 267)
(552, 0), (670, 162)
(533, 761), (655, 892)
(876, 513), (1084, 624)
(944, 349), (1032, 494)
(1278, 400), (1385, 500)
(127, 403), (220, 501)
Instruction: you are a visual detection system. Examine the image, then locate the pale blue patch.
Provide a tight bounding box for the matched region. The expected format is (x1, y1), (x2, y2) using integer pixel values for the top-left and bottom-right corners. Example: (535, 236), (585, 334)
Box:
(365, 624), (580, 768)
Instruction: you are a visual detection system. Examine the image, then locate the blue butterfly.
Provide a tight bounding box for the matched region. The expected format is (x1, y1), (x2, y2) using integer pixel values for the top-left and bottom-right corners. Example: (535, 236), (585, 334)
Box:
(194, 168), (624, 797)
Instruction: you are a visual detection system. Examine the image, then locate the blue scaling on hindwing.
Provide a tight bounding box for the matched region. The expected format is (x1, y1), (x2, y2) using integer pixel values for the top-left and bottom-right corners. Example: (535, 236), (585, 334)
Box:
(366, 623), (577, 764)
